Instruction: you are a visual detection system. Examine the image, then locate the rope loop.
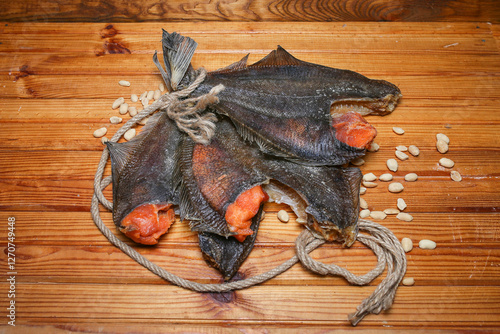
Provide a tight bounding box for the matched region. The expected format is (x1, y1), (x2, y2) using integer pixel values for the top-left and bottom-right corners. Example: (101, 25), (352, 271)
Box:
(91, 69), (406, 326)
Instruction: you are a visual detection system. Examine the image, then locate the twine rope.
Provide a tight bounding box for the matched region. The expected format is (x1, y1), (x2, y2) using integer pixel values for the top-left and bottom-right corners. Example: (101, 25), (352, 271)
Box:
(91, 69), (406, 326)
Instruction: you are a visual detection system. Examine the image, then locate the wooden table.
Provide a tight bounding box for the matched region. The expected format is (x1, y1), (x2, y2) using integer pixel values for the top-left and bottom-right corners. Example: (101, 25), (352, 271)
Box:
(1, 21), (499, 332)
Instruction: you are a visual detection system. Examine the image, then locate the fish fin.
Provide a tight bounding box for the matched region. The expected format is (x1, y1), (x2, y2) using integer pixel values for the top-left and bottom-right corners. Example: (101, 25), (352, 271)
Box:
(212, 54), (249, 73)
(153, 50), (172, 92)
(162, 31), (198, 91)
(343, 167), (363, 209)
(249, 46), (305, 68)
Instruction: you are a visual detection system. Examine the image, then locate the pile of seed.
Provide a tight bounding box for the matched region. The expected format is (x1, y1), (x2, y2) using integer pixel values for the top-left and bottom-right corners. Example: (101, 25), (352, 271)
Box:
(92, 80), (166, 143)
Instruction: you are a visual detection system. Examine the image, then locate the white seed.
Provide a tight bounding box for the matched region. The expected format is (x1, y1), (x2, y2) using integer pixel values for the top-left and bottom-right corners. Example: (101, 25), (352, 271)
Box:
(362, 181), (378, 188)
(404, 173), (418, 182)
(388, 182), (404, 193)
(387, 158), (398, 172)
(439, 158), (455, 168)
(101, 136), (108, 144)
(395, 150), (409, 161)
(363, 173), (377, 182)
(159, 83), (165, 92)
(351, 158), (365, 166)
(451, 170), (462, 182)
(359, 209), (371, 218)
(396, 145), (408, 151)
(359, 197), (368, 209)
(367, 142), (379, 152)
(402, 277), (415, 286)
(436, 139), (449, 154)
(436, 133), (450, 144)
(277, 210), (289, 223)
(118, 80), (130, 87)
(138, 117), (149, 125)
(397, 198), (407, 211)
(147, 90), (155, 100)
(139, 91), (147, 101)
(124, 128), (136, 141)
(401, 237), (413, 252)
(379, 173), (393, 182)
(392, 126), (405, 135)
(419, 239), (437, 250)
(93, 127), (107, 138)
(153, 89), (161, 100)
(131, 94), (138, 103)
(129, 106), (137, 117)
(397, 212), (413, 222)
(384, 208), (400, 215)
(109, 116), (122, 124)
(359, 187), (366, 195)
(142, 98), (149, 107)
(408, 145), (420, 157)
(370, 211), (387, 220)
(119, 103), (129, 115)
(112, 97), (125, 109)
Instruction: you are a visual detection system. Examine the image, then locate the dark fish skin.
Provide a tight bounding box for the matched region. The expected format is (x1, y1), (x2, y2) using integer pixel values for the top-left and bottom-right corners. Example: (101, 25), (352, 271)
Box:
(191, 46), (401, 165)
(198, 206), (263, 280)
(107, 112), (183, 231)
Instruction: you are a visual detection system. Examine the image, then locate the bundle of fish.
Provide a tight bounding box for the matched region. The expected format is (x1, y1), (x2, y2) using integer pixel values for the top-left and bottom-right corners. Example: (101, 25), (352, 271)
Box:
(107, 30), (402, 280)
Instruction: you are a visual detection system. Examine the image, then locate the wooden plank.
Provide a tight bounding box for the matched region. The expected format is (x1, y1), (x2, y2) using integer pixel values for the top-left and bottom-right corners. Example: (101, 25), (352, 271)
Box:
(0, 0), (497, 23)
(1, 284), (499, 325)
(3, 212), (500, 247)
(1, 243), (498, 286)
(2, 98), (499, 124)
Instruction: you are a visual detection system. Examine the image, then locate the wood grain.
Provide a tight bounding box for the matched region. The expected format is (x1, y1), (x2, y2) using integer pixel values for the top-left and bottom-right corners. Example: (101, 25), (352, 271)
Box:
(0, 0), (498, 23)
(0, 21), (499, 332)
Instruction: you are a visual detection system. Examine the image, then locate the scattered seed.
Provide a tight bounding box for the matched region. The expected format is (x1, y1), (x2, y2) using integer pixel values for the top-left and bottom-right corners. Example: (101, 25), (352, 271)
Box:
(351, 158), (365, 166)
(360, 209), (371, 218)
(408, 145), (420, 157)
(397, 198), (407, 211)
(129, 106), (137, 117)
(436, 133), (450, 144)
(109, 116), (122, 124)
(112, 97), (125, 110)
(367, 142), (379, 152)
(362, 181), (378, 188)
(402, 277), (415, 286)
(153, 89), (161, 100)
(360, 197), (368, 209)
(395, 150), (409, 161)
(359, 187), (366, 195)
(139, 91), (147, 101)
(118, 80), (130, 87)
(387, 159), (398, 172)
(401, 238), (413, 252)
(142, 98), (149, 107)
(404, 173), (418, 182)
(439, 158), (455, 168)
(397, 212), (413, 222)
(363, 173), (377, 182)
(139, 117), (149, 125)
(379, 173), (393, 182)
(384, 208), (400, 215)
(396, 145), (408, 151)
(101, 136), (108, 144)
(419, 239), (437, 250)
(388, 182), (404, 193)
(370, 211), (387, 220)
(392, 127), (405, 135)
(277, 210), (289, 223)
(119, 103), (129, 115)
(147, 90), (155, 100)
(124, 128), (136, 141)
(436, 139), (449, 154)
(131, 94), (138, 103)
(93, 127), (107, 138)
(159, 83), (165, 92)
(451, 170), (462, 182)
